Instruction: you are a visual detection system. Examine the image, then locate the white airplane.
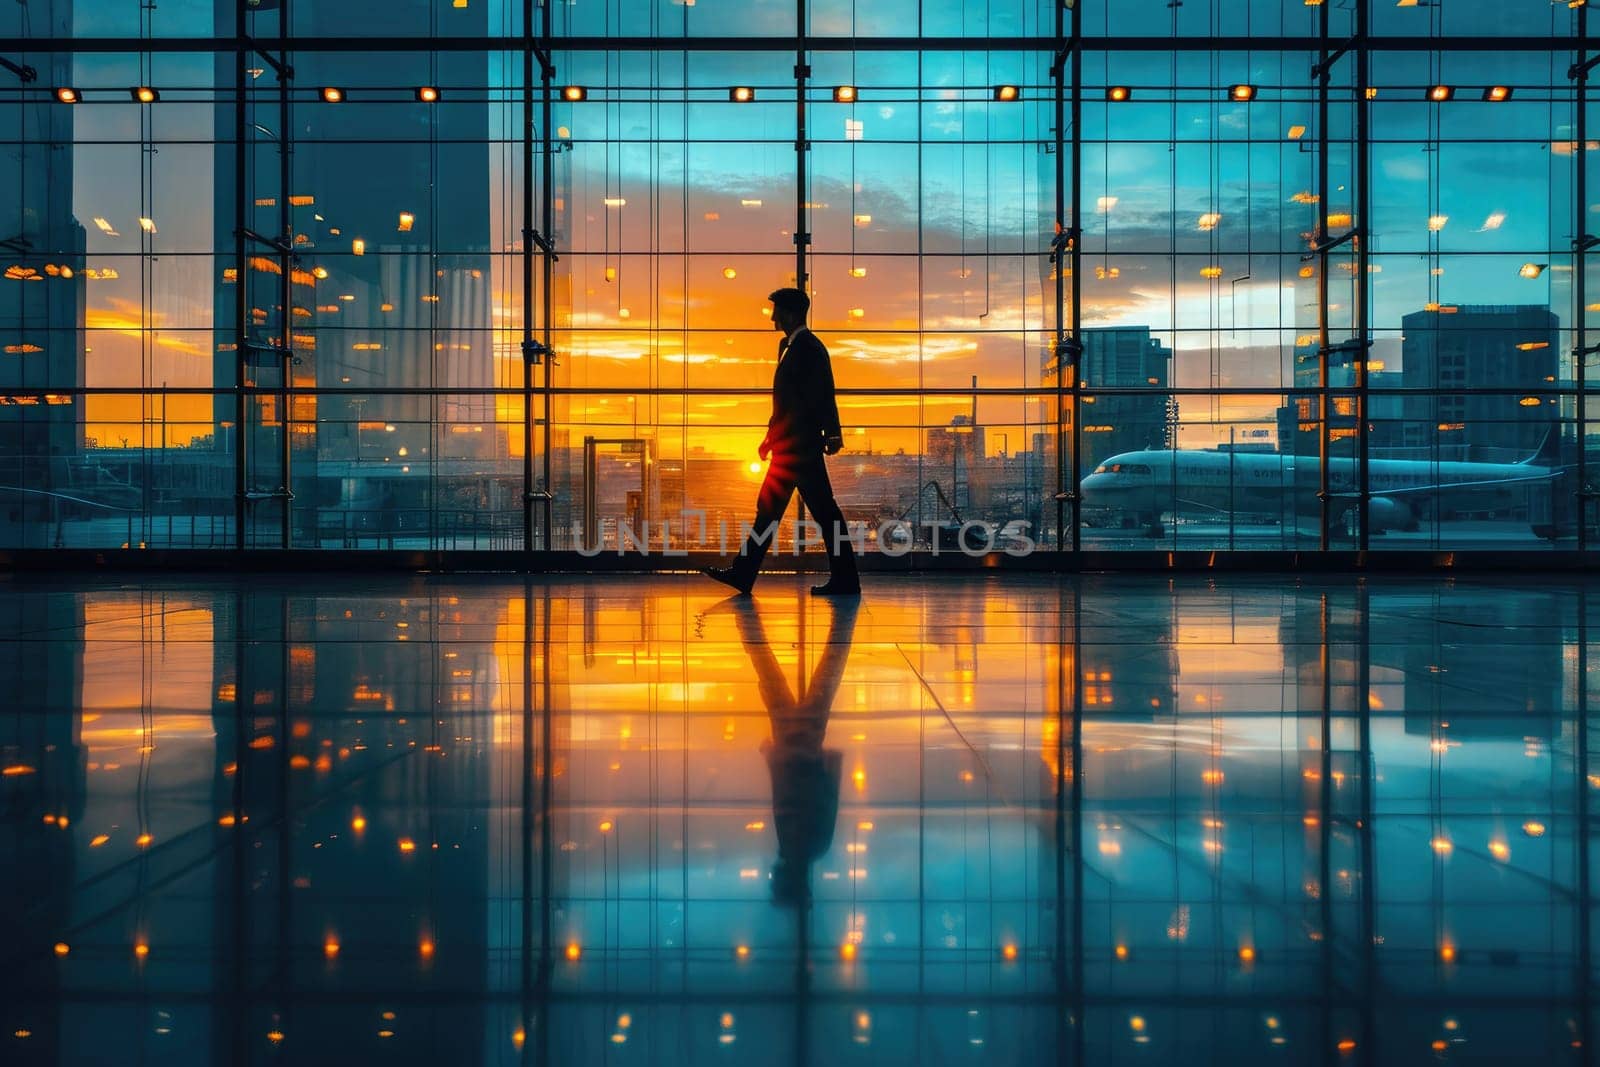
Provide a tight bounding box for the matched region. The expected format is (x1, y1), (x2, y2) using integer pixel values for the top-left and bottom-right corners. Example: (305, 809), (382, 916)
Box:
(1078, 428), (1564, 536)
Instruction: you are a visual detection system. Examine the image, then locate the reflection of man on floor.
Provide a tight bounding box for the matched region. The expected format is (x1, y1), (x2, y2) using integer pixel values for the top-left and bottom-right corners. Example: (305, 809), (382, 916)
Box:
(729, 598), (860, 907)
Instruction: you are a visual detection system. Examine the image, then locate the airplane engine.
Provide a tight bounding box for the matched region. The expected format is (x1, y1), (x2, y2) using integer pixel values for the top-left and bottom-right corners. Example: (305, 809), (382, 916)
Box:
(1367, 495), (1419, 533)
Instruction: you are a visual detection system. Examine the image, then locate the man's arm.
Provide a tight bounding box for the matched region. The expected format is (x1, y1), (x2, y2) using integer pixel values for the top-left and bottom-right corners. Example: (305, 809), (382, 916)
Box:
(803, 338), (845, 455)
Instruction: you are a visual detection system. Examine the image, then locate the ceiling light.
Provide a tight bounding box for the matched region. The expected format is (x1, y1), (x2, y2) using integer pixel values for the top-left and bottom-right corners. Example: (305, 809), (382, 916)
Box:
(561, 85), (586, 102)
(1229, 84), (1256, 102)
(54, 87), (79, 103)
(1427, 85), (1453, 102)
(1107, 86), (1130, 102)
(131, 86), (159, 103)
(320, 86), (345, 103)
(1483, 86), (1511, 102)
(993, 85), (1019, 102)
(730, 86), (755, 102)
(833, 85), (857, 103)
(415, 86), (441, 102)
(1519, 263), (1547, 278)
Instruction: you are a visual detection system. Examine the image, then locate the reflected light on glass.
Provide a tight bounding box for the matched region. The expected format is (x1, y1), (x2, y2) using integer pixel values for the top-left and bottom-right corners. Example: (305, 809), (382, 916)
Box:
(1106, 86), (1130, 102)
(1427, 85), (1453, 101)
(833, 85), (857, 102)
(1228, 84), (1256, 101)
(730, 86), (755, 102)
(131, 86), (159, 103)
(1519, 263), (1547, 279)
(562, 86), (587, 102)
(565, 943), (581, 961)
(1483, 85), (1512, 101)
(320, 86), (345, 103)
(54, 87), (79, 103)
(415, 86), (441, 102)
(993, 85), (1019, 102)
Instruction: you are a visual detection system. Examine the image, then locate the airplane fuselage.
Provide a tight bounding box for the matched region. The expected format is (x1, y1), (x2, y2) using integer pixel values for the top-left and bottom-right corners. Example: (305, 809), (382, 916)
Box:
(1079, 448), (1555, 532)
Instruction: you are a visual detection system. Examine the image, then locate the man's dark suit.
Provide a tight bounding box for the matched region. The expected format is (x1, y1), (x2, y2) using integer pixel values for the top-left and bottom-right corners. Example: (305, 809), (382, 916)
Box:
(729, 328), (859, 589)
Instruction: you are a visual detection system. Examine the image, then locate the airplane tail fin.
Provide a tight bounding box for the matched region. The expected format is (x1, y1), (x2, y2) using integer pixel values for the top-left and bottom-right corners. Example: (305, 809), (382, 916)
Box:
(1521, 423), (1564, 468)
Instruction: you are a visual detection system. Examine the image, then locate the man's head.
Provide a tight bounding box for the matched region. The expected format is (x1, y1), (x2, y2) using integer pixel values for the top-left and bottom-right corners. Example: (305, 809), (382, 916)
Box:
(768, 287), (810, 334)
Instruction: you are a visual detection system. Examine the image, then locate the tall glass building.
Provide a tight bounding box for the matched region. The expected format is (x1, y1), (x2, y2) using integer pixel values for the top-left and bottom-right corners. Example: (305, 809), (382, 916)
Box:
(0, 1), (1592, 559)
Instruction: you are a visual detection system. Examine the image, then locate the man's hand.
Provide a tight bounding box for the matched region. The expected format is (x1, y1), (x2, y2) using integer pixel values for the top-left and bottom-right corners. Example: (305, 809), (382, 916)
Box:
(823, 434), (844, 456)
(758, 436), (772, 461)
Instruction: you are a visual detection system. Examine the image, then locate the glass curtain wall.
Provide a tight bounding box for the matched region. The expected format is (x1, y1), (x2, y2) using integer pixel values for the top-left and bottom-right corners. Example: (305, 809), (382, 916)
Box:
(0, 1), (1589, 554)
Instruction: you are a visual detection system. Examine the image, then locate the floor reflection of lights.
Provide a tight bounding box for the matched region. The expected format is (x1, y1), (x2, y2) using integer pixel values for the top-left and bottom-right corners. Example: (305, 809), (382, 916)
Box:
(0, 573), (1593, 1063)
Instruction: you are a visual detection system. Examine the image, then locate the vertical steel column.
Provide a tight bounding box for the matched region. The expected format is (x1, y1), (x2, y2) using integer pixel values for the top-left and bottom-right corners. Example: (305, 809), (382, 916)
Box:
(794, 0), (810, 289)
(1315, 3), (1332, 551)
(520, 1), (534, 550)
(233, 1), (248, 548)
(1050, 0), (1080, 551)
(1354, 2), (1370, 552)
(1577, 6), (1593, 551)
(1068, 24), (1081, 553)
(539, 0), (555, 548)
(277, 18), (292, 549)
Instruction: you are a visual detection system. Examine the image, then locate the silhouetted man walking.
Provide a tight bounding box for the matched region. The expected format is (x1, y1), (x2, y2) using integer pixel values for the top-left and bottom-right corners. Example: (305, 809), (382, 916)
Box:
(705, 288), (860, 597)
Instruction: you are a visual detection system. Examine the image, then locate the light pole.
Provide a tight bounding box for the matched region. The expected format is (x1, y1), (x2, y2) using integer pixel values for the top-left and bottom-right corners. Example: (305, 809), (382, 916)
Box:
(349, 397), (366, 466)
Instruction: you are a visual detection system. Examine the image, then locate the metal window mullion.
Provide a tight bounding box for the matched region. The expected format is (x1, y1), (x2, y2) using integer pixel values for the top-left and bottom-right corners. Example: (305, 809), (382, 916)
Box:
(233, 1), (248, 548)
(1355, 6), (1370, 552)
(1578, 6), (1591, 552)
(277, 30), (292, 549)
(1316, 3), (1332, 551)
(539, 0), (556, 549)
(520, 1), (534, 550)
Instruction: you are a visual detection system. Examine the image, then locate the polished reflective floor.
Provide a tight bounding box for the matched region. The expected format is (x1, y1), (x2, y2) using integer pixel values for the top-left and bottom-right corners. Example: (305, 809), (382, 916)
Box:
(1, 572), (1596, 1065)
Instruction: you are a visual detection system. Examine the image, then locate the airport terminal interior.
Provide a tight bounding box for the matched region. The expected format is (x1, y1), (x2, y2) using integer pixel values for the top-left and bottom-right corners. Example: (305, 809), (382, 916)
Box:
(3, 0), (1599, 1063)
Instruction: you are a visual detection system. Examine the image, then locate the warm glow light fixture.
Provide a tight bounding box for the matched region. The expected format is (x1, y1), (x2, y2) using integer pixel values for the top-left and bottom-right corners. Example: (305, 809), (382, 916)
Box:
(993, 84), (1019, 102)
(1483, 86), (1512, 102)
(562, 85), (587, 102)
(1107, 86), (1131, 102)
(320, 86), (345, 103)
(833, 85), (857, 103)
(131, 86), (159, 103)
(1519, 262), (1547, 279)
(730, 86), (755, 102)
(1229, 84), (1256, 102)
(54, 87), (79, 103)
(1427, 84), (1453, 102)
(415, 86), (441, 102)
